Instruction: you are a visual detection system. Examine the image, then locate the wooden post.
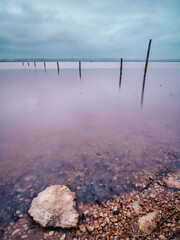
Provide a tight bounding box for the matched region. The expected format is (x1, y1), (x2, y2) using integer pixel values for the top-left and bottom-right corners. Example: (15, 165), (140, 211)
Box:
(28, 62), (29, 66)
(119, 58), (123, 88)
(79, 61), (81, 79)
(34, 61), (36, 67)
(141, 39), (152, 106)
(22, 62), (24, 66)
(144, 39), (152, 80)
(57, 62), (60, 75)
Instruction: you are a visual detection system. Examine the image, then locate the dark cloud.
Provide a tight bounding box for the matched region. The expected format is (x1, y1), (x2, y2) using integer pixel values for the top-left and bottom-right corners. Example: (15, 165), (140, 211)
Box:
(0, 0), (179, 59)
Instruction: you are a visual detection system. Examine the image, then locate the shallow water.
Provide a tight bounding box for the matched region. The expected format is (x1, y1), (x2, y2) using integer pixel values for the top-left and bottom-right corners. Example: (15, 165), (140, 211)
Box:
(0, 62), (180, 226)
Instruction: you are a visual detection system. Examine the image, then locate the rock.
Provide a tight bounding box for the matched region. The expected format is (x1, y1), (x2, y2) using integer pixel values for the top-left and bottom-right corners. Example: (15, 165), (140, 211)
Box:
(86, 225), (94, 232)
(112, 206), (119, 215)
(83, 210), (89, 215)
(159, 234), (166, 239)
(0, 227), (4, 238)
(79, 225), (86, 233)
(60, 234), (66, 240)
(21, 235), (28, 239)
(12, 229), (21, 237)
(111, 217), (118, 222)
(138, 211), (157, 234)
(163, 177), (180, 189)
(28, 185), (79, 228)
(132, 201), (142, 214)
(126, 211), (131, 218)
(49, 231), (55, 236)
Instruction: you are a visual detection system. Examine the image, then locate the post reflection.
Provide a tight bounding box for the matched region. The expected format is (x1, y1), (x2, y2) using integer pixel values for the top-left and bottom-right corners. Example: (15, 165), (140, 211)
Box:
(57, 62), (60, 75)
(141, 75), (146, 107)
(119, 58), (123, 89)
(44, 62), (46, 73)
(79, 61), (81, 79)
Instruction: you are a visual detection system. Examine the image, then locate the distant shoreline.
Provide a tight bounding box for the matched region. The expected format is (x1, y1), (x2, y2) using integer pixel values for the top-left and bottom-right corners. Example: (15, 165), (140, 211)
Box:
(0, 59), (180, 63)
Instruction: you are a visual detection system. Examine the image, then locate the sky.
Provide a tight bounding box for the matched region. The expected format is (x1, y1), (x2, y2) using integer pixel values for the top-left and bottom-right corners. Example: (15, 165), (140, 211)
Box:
(0, 0), (179, 60)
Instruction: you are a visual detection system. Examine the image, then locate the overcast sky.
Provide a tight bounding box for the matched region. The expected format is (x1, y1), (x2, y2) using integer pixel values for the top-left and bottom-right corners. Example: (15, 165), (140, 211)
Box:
(0, 0), (179, 60)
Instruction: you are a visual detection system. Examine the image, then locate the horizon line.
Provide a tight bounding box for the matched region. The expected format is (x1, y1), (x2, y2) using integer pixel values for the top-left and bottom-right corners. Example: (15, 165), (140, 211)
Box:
(0, 58), (180, 63)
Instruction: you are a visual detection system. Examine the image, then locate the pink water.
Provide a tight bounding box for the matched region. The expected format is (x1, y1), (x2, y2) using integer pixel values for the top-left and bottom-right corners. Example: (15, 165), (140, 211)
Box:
(0, 62), (180, 225)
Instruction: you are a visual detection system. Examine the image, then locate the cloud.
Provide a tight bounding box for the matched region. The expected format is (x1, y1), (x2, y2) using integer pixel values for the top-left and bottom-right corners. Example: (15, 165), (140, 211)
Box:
(0, 0), (179, 59)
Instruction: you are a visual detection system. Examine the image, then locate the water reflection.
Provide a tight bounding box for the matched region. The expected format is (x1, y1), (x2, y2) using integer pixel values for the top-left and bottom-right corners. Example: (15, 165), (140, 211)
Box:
(79, 61), (81, 79)
(141, 74), (146, 106)
(119, 58), (123, 89)
(44, 62), (46, 73)
(57, 61), (60, 75)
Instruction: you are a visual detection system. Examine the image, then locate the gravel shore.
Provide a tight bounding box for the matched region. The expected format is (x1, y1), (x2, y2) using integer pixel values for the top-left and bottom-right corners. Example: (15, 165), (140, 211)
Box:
(1, 167), (179, 240)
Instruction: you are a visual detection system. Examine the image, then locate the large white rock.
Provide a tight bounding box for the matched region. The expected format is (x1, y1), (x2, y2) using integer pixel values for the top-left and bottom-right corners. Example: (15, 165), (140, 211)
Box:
(28, 185), (79, 228)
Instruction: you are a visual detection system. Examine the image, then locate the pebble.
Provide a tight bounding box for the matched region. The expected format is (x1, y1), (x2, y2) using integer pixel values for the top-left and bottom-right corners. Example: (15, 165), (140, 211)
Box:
(112, 206), (119, 215)
(83, 210), (89, 215)
(60, 233), (66, 240)
(86, 225), (94, 232)
(132, 201), (142, 214)
(49, 230), (55, 236)
(126, 211), (131, 218)
(159, 234), (166, 239)
(12, 229), (21, 237)
(79, 225), (86, 232)
(21, 235), (28, 239)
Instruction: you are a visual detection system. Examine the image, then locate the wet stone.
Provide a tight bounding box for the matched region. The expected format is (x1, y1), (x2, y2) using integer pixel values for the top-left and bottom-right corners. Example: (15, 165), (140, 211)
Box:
(60, 234), (66, 240)
(12, 228), (21, 237)
(49, 230), (55, 236)
(21, 235), (28, 239)
(112, 206), (119, 215)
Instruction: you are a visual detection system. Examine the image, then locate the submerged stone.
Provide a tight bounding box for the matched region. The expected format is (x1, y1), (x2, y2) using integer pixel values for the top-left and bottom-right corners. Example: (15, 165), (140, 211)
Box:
(28, 185), (79, 228)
